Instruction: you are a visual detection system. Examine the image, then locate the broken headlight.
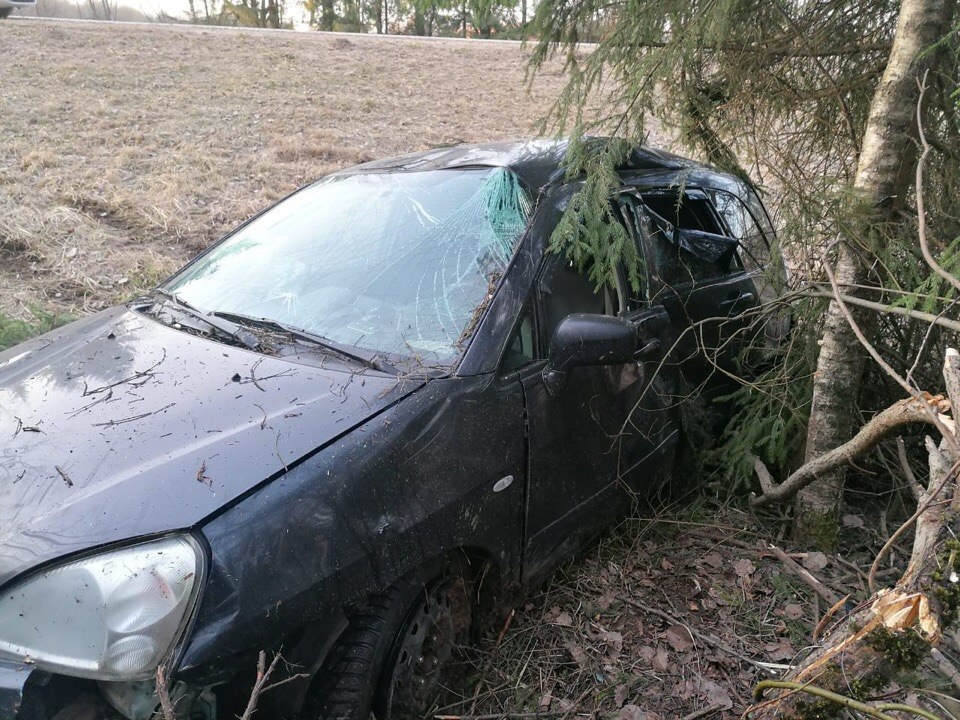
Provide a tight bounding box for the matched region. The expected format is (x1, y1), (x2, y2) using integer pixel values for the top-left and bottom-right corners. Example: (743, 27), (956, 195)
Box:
(0, 535), (202, 681)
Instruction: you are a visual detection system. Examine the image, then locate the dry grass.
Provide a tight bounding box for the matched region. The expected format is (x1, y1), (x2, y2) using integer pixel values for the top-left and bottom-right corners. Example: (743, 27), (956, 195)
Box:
(0, 20), (602, 320)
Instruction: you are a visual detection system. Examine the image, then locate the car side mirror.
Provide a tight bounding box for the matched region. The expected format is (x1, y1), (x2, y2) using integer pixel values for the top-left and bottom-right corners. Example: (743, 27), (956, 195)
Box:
(542, 313), (638, 393)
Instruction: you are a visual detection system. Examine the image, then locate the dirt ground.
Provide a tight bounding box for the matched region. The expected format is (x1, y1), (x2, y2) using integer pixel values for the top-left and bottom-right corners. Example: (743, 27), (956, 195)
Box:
(0, 20), (615, 321)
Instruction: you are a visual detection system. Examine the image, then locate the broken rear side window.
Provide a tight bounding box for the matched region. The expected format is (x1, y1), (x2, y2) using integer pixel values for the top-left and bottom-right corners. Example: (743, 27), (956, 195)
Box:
(164, 167), (531, 367)
(706, 188), (771, 272)
(637, 190), (739, 288)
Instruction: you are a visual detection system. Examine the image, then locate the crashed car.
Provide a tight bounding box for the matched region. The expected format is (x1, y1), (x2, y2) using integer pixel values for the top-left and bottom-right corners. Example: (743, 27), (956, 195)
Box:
(0, 139), (782, 720)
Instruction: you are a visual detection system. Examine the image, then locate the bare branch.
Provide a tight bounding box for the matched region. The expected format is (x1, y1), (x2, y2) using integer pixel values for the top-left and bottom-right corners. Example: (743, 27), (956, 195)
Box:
(804, 289), (960, 334)
(155, 666), (178, 720)
(751, 397), (952, 507)
(239, 650), (284, 720)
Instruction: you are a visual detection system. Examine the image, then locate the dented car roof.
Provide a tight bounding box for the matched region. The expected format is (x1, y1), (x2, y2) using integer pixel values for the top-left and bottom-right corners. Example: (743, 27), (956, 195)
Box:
(338, 138), (698, 193)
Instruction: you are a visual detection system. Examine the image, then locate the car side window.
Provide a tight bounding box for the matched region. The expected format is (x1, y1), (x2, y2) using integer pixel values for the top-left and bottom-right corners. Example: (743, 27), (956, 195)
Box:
(501, 309), (536, 373)
(538, 256), (619, 350)
(636, 190), (732, 289)
(614, 197), (650, 309)
(707, 188), (771, 272)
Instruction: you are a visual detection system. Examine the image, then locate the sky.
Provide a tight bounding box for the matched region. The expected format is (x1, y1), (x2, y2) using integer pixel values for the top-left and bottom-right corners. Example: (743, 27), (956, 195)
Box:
(132, 0), (193, 18)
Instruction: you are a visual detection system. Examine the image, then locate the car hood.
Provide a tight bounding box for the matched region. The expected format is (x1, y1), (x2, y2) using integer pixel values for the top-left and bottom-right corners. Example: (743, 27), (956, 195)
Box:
(0, 307), (423, 587)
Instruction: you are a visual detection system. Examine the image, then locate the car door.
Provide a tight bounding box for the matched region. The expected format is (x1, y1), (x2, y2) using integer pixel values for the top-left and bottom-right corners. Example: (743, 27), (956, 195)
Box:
(626, 188), (761, 396)
(513, 200), (677, 587)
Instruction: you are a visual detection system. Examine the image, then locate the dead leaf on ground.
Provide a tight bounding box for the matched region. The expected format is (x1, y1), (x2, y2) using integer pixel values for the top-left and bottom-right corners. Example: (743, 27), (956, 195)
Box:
(764, 639), (797, 662)
(702, 552), (724, 569)
(601, 629), (624, 658)
(732, 558), (755, 578)
(698, 678), (734, 709)
(802, 551), (829, 572)
(784, 603), (805, 620)
(652, 647), (670, 672)
(565, 641), (589, 669)
(554, 610), (573, 627)
(665, 624), (694, 652)
(618, 705), (648, 720)
(842, 514), (865, 529)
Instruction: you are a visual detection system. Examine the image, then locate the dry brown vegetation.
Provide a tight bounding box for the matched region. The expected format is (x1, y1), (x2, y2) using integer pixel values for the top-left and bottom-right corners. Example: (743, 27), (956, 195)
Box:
(0, 20), (600, 321)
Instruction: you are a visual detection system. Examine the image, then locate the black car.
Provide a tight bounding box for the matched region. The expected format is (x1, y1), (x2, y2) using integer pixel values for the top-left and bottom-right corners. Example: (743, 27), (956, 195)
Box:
(0, 139), (782, 720)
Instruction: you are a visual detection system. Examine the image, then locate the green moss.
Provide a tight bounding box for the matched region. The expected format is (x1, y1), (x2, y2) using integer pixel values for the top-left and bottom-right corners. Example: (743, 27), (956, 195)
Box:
(792, 698), (845, 720)
(792, 507), (840, 553)
(865, 627), (928, 672)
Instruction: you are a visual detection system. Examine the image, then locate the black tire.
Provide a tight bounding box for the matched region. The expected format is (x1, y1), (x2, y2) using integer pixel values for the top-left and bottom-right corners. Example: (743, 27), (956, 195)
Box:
(0, 9), (14, 17)
(305, 574), (472, 720)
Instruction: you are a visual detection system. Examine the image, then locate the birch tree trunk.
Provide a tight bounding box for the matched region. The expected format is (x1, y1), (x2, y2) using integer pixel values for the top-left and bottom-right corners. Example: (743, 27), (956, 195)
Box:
(794, 0), (948, 550)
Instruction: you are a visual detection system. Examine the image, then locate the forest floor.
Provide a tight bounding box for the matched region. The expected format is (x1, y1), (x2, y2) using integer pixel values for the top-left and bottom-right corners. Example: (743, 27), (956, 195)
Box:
(450, 498), (960, 719)
(0, 19), (616, 324)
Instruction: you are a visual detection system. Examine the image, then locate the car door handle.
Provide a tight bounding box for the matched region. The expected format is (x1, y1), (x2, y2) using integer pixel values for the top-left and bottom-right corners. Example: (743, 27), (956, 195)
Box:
(719, 291), (756, 310)
(634, 338), (660, 359)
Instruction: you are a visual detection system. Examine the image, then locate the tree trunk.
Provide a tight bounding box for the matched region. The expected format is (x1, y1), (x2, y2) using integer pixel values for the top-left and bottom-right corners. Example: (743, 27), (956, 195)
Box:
(320, 0), (334, 30)
(462, 0), (467, 37)
(266, 0), (279, 27)
(372, 0), (382, 33)
(413, 5), (425, 35)
(521, 0), (526, 35)
(794, 0), (948, 551)
(751, 351), (959, 719)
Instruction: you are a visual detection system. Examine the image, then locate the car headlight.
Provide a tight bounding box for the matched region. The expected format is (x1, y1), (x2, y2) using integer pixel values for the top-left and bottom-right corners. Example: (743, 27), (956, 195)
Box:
(0, 535), (202, 681)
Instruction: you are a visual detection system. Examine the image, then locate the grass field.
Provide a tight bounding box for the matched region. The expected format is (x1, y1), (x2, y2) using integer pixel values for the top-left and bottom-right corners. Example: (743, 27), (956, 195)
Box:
(0, 20), (610, 324)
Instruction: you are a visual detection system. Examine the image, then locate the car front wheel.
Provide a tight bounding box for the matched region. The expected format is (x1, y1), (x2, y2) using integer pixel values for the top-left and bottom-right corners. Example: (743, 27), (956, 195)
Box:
(0, 9), (14, 18)
(304, 573), (473, 720)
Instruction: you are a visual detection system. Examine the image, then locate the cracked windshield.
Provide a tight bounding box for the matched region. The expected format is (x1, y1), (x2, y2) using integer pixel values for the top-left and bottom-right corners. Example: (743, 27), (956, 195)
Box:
(165, 167), (530, 365)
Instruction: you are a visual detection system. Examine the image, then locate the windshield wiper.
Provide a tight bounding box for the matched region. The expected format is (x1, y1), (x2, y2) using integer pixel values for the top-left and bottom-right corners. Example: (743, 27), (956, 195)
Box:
(210, 310), (397, 374)
(152, 289), (262, 351)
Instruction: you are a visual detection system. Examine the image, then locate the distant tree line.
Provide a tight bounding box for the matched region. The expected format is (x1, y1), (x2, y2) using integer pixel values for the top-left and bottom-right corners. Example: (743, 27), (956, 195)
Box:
(187, 0), (540, 38)
(18, 0), (149, 21)
(22, 0), (558, 38)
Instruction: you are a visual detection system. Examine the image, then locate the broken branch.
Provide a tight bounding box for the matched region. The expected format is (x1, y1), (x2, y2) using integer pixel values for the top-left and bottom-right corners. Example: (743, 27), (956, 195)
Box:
(750, 397), (952, 507)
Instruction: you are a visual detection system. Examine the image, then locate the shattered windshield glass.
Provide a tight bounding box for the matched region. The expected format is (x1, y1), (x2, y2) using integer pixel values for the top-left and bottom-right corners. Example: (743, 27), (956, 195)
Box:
(164, 167), (530, 366)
